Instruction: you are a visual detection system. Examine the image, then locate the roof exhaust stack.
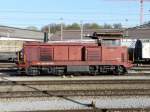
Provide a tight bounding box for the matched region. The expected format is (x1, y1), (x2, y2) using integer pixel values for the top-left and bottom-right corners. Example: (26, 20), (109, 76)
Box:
(44, 32), (49, 43)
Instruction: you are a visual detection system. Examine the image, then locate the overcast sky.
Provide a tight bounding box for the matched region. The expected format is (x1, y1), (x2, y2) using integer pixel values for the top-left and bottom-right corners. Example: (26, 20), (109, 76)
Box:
(0, 0), (150, 29)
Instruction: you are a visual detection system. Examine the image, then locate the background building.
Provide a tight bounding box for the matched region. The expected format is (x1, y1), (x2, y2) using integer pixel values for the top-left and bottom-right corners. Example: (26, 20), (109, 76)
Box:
(0, 25), (44, 53)
(0, 25), (44, 61)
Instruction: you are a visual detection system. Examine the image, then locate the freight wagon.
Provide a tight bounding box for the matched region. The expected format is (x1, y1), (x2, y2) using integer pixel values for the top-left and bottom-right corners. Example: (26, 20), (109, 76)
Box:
(16, 41), (132, 75)
(134, 39), (150, 64)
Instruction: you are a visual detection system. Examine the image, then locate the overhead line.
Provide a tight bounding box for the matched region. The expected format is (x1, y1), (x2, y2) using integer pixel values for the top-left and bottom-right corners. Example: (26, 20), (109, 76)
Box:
(0, 10), (149, 15)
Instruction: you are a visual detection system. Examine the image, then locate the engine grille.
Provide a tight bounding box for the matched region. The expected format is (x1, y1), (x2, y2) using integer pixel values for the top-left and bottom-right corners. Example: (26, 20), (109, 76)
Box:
(40, 48), (53, 61)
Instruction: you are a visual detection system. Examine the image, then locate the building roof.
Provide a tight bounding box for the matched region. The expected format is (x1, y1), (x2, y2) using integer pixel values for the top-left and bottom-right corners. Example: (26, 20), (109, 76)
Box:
(125, 28), (150, 39)
(0, 25), (44, 40)
(1, 24), (150, 42)
(50, 29), (124, 41)
(50, 25), (150, 40)
(125, 23), (150, 39)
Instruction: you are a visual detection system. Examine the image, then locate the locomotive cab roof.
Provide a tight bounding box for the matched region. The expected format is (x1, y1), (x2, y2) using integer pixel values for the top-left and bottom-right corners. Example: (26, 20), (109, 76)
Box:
(89, 32), (124, 40)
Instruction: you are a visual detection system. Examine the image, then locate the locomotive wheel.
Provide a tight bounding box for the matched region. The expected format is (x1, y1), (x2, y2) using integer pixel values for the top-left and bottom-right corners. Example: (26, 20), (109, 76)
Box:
(26, 67), (40, 76)
(89, 66), (98, 76)
(114, 66), (125, 75)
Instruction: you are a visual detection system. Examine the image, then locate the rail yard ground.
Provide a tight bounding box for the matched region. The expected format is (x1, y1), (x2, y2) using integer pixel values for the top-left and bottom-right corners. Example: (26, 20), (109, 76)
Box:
(1, 0), (150, 111)
(0, 96), (150, 111)
(0, 63), (150, 111)
(0, 75), (150, 111)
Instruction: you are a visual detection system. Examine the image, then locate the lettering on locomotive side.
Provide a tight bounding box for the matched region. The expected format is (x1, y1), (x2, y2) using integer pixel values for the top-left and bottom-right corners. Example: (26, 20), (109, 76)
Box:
(116, 58), (121, 60)
(36, 62), (54, 65)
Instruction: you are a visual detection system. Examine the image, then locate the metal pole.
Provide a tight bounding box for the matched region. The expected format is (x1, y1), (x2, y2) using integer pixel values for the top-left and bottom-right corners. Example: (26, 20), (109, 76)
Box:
(7, 32), (10, 38)
(140, 0), (144, 25)
(125, 19), (129, 37)
(60, 18), (63, 41)
(48, 25), (51, 40)
(80, 21), (83, 40)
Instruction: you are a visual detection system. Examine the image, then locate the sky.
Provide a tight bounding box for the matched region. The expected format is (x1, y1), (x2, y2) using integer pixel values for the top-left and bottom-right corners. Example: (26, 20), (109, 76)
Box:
(0, 0), (150, 29)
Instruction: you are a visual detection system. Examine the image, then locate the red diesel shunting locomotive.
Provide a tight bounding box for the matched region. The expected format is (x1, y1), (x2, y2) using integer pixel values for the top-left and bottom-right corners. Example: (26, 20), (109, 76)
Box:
(16, 39), (133, 75)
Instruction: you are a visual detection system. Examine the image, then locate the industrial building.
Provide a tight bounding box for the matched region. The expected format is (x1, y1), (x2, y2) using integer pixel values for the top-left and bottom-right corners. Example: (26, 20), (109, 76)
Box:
(0, 25), (44, 40)
(50, 29), (124, 41)
(0, 25), (44, 52)
(50, 24), (150, 40)
(0, 25), (44, 61)
(126, 25), (150, 39)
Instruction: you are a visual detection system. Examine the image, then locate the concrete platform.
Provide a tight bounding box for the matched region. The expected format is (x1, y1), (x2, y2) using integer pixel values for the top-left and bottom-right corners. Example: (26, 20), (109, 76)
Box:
(0, 96), (150, 111)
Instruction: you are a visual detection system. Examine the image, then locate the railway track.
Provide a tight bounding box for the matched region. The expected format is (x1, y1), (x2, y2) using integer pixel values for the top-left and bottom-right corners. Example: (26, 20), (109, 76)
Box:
(1, 89), (150, 98)
(0, 63), (150, 79)
(1, 63), (150, 76)
(0, 69), (150, 76)
(0, 62), (16, 68)
(0, 76), (150, 98)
